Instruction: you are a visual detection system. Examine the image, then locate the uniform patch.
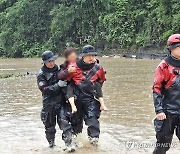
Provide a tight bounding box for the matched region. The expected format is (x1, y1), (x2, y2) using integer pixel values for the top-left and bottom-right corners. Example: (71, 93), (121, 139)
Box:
(39, 81), (44, 87)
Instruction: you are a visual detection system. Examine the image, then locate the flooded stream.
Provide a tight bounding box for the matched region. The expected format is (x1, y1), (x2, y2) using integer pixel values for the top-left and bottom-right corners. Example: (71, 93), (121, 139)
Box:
(0, 58), (179, 154)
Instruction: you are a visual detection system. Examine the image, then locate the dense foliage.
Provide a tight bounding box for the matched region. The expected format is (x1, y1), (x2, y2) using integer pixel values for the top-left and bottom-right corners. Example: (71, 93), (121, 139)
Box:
(0, 0), (179, 57)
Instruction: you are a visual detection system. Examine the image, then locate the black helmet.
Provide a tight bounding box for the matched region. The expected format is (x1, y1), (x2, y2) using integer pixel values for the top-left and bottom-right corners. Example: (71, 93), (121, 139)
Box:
(42, 51), (58, 64)
(80, 45), (97, 57)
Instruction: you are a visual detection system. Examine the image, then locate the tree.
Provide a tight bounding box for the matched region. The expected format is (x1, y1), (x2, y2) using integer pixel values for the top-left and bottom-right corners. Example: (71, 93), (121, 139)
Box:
(0, 0), (179, 57)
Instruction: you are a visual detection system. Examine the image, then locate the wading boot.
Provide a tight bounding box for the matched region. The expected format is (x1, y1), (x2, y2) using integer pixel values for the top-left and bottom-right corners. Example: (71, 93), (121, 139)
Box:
(89, 137), (99, 147)
(72, 134), (79, 148)
(62, 132), (76, 152)
(49, 140), (55, 148)
(63, 142), (76, 153)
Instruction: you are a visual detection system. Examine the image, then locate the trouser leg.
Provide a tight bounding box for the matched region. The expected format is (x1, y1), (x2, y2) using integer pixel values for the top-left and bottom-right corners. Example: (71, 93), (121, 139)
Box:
(72, 115), (83, 135)
(41, 106), (56, 144)
(153, 114), (175, 154)
(71, 100), (84, 135)
(175, 115), (180, 140)
(45, 127), (56, 143)
(85, 117), (100, 138)
(58, 104), (73, 146)
(83, 98), (101, 138)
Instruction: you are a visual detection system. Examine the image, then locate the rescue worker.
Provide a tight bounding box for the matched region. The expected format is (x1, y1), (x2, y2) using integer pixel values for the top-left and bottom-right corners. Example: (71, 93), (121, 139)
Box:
(153, 34), (180, 154)
(66, 45), (106, 146)
(37, 51), (67, 148)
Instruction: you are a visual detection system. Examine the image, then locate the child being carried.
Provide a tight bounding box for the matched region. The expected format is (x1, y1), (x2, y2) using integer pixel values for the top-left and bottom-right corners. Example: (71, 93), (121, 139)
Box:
(58, 47), (108, 113)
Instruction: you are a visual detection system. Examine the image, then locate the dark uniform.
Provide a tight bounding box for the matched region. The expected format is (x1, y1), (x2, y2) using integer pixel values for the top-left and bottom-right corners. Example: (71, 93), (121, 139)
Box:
(37, 64), (64, 145)
(153, 34), (180, 154)
(66, 45), (106, 142)
(37, 51), (69, 148)
(58, 58), (104, 123)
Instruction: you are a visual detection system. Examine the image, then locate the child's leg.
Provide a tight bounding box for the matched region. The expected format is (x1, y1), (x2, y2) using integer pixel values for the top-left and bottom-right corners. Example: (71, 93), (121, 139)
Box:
(68, 97), (77, 113)
(67, 81), (77, 113)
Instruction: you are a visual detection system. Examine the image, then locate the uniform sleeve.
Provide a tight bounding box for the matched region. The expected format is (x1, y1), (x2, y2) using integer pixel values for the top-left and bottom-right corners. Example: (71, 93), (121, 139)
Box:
(37, 73), (61, 96)
(153, 66), (165, 114)
(97, 67), (106, 83)
(57, 68), (70, 80)
(94, 81), (103, 98)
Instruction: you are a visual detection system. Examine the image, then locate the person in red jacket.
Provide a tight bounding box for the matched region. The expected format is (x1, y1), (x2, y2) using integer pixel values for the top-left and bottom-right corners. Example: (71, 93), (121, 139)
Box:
(57, 47), (107, 151)
(58, 47), (108, 113)
(153, 34), (180, 154)
(65, 45), (106, 146)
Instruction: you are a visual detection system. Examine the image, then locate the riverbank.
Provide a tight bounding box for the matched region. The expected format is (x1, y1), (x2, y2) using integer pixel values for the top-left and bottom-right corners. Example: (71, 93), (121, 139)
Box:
(122, 53), (167, 59)
(0, 54), (166, 79)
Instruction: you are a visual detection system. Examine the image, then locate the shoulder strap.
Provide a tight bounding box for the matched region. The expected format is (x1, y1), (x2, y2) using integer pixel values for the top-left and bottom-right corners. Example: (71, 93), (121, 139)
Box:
(85, 64), (101, 81)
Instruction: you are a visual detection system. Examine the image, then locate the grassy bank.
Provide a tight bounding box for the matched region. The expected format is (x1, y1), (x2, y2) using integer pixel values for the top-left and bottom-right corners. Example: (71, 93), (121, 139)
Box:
(0, 73), (23, 79)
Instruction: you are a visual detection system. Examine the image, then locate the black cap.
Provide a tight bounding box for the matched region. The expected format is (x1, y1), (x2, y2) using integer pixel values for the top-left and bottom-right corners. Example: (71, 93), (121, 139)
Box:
(42, 51), (58, 64)
(80, 45), (97, 57)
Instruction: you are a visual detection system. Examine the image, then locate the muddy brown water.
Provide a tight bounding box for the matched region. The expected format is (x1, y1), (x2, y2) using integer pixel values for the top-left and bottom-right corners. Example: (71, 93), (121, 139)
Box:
(0, 58), (179, 154)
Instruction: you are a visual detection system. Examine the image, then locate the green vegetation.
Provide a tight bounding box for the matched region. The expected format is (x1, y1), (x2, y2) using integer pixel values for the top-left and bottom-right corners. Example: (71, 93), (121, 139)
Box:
(0, 0), (179, 57)
(0, 73), (23, 79)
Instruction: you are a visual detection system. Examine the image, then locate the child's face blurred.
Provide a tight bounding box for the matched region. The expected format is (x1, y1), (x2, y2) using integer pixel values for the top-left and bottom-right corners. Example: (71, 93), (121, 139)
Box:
(66, 52), (77, 62)
(171, 46), (180, 59)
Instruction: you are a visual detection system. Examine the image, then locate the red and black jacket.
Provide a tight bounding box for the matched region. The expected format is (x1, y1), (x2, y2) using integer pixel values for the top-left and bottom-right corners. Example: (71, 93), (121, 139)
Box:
(66, 58), (106, 97)
(66, 59), (106, 85)
(153, 55), (180, 114)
